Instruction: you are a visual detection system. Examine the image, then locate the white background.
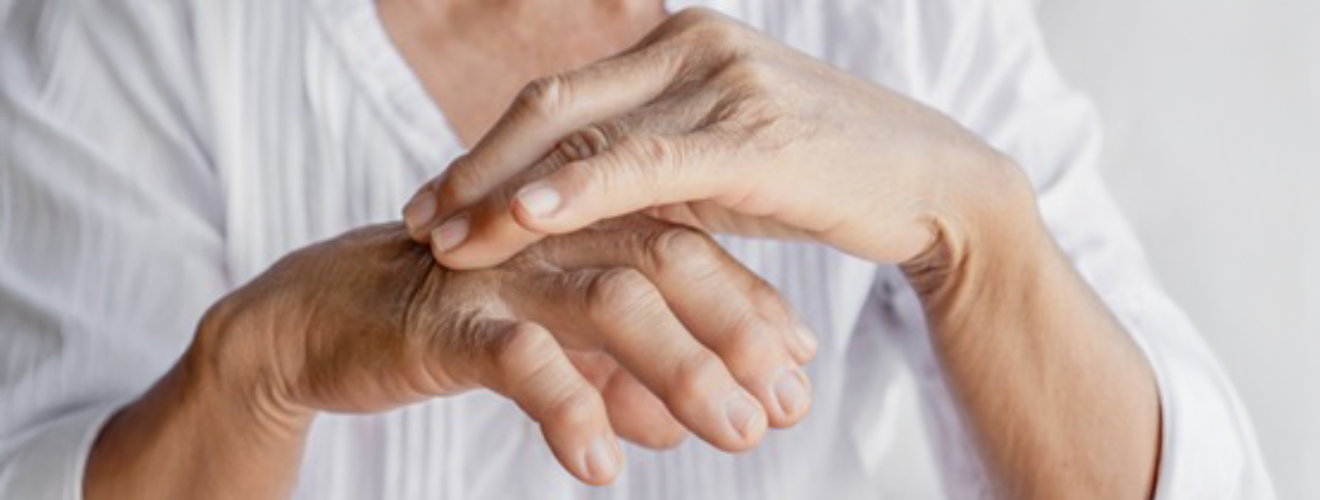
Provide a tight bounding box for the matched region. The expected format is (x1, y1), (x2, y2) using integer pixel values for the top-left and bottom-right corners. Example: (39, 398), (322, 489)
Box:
(1037, 1), (1320, 497)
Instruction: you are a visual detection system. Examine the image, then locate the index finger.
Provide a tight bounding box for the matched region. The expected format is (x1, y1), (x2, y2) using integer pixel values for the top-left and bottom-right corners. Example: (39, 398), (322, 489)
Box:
(403, 41), (680, 240)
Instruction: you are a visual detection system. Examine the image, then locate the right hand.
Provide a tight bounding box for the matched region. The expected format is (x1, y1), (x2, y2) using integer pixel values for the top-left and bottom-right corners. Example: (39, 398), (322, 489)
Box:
(201, 217), (816, 485)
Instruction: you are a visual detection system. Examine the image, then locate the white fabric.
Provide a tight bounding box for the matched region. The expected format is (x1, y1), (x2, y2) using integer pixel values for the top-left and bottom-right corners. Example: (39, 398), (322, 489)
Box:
(0, 0), (1274, 498)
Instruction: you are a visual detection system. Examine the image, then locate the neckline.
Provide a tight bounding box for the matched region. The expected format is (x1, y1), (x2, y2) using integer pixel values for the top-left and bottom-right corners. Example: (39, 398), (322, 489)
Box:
(315, 0), (728, 163)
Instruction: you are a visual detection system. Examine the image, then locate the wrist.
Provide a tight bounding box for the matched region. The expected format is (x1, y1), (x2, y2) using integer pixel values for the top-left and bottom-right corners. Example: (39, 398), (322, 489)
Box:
(85, 296), (314, 500)
(193, 294), (316, 435)
(900, 150), (1048, 313)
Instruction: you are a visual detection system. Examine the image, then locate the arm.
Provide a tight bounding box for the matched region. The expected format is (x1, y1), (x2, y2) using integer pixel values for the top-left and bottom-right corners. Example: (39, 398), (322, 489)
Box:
(897, 3), (1270, 497)
(898, 155), (1159, 497)
(82, 219), (817, 498)
(4, 4), (817, 497)
(84, 320), (311, 499)
(396, 6), (1169, 497)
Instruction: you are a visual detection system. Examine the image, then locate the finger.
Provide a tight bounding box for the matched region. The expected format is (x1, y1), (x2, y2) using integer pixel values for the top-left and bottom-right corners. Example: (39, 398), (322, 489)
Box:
(754, 292), (819, 365)
(541, 220), (814, 426)
(510, 130), (747, 237)
(546, 219), (816, 365)
(513, 267), (769, 451)
(427, 145), (578, 269)
(566, 351), (688, 449)
(603, 366), (688, 449)
(727, 264), (817, 365)
(653, 199), (819, 240)
(402, 43), (681, 239)
(429, 98), (712, 269)
(426, 188), (541, 270)
(477, 321), (624, 485)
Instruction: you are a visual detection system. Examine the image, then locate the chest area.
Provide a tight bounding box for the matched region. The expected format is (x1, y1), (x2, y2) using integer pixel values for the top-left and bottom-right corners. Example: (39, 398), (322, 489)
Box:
(377, 1), (669, 145)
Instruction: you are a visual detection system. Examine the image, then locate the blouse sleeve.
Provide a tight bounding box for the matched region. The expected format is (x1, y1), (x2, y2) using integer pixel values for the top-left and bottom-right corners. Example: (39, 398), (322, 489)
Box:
(878, 0), (1276, 497)
(0, 1), (227, 498)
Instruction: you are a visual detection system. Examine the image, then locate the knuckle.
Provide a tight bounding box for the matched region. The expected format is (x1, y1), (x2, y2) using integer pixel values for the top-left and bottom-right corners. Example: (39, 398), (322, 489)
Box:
(542, 384), (601, 428)
(714, 58), (775, 93)
(665, 7), (712, 32)
(556, 159), (608, 199)
(438, 157), (484, 206)
(685, 18), (742, 52)
(646, 226), (721, 279)
(585, 268), (658, 322)
(560, 123), (621, 161)
(516, 75), (572, 122)
(653, 225), (716, 256)
(668, 350), (724, 407)
(749, 280), (793, 323)
(719, 315), (780, 371)
(492, 324), (602, 426)
(491, 322), (556, 380)
(570, 135), (671, 197)
(619, 134), (674, 168)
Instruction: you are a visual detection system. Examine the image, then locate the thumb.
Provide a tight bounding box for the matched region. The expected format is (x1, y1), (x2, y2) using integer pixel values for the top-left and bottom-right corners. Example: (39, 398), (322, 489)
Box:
(510, 130), (741, 236)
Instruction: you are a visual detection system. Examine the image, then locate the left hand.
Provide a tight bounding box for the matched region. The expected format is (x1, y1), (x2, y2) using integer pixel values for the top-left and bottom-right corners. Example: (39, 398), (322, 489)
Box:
(402, 7), (1031, 271)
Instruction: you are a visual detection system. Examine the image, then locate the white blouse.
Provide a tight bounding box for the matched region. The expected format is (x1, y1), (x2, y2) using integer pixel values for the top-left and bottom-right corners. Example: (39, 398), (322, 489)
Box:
(0, 0), (1274, 498)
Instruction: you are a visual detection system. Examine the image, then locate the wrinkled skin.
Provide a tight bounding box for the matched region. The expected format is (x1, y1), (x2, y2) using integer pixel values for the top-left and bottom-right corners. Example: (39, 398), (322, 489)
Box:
(403, 7), (1016, 273)
(190, 217), (813, 487)
(399, 8), (1160, 499)
(87, 6), (1158, 500)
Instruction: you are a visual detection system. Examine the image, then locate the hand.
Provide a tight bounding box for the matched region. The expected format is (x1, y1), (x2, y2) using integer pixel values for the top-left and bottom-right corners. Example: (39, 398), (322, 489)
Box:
(392, 8), (1160, 499)
(204, 218), (815, 485)
(400, 7), (1030, 273)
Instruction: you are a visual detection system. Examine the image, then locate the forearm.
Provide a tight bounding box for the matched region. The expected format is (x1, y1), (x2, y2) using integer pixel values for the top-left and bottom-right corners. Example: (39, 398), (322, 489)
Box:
(85, 307), (312, 500)
(903, 158), (1161, 498)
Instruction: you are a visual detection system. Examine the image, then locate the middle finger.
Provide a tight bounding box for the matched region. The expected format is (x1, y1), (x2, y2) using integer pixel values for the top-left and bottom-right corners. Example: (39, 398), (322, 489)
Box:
(513, 267), (770, 451)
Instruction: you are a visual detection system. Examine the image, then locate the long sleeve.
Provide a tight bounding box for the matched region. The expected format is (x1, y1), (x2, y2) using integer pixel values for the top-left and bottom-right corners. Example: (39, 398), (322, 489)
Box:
(872, 0), (1276, 497)
(0, 1), (226, 498)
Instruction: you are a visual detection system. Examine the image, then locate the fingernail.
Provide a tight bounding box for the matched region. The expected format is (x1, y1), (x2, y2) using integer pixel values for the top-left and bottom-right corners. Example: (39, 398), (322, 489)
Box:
(724, 390), (759, 440)
(403, 192), (437, 231)
(795, 323), (818, 354)
(584, 435), (619, 481)
(773, 366), (809, 417)
(516, 181), (561, 218)
(431, 214), (470, 253)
